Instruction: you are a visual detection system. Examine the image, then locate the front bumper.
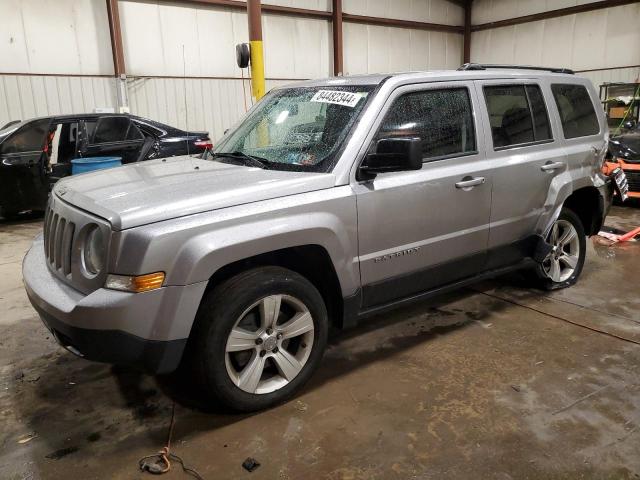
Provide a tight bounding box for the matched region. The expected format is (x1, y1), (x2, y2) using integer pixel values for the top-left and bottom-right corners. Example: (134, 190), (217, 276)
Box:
(22, 235), (207, 373)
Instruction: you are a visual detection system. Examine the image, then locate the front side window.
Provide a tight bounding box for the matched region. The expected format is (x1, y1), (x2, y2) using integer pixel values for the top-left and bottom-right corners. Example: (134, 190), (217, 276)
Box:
(551, 84), (600, 139)
(0, 119), (50, 154)
(214, 86), (374, 171)
(374, 88), (476, 160)
(484, 84), (552, 149)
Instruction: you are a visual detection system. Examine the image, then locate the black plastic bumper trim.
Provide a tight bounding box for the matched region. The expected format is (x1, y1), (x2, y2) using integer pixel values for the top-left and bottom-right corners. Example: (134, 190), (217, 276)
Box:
(33, 303), (186, 374)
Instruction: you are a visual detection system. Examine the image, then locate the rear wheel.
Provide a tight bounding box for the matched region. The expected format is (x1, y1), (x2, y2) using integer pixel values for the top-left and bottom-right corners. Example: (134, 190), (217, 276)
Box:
(188, 266), (328, 412)
(534, 207), (586, 290)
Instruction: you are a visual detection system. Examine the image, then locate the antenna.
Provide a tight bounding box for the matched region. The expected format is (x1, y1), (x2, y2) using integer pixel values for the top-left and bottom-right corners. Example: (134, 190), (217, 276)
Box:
(182, 44), (190, 157)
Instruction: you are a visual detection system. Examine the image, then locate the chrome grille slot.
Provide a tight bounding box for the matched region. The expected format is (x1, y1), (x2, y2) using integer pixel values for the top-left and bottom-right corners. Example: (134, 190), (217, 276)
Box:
(48, 214), (59, 263)
(62, 222), (75, 275)
(44, 206), (53, 257)
(54, 218), (66, 269)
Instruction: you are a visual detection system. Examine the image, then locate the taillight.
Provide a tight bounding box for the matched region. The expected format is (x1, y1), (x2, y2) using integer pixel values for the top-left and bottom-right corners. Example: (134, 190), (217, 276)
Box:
(194, 140), (213, 149)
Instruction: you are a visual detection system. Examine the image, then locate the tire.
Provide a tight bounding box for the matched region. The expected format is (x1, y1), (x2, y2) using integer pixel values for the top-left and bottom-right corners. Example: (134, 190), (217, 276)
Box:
(187, 266), (328, 412)
(533, 207), (586, 290)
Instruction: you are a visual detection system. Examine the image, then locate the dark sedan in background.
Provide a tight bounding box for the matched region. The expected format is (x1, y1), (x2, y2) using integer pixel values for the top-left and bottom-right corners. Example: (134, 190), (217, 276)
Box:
(0, 114), (211, 218)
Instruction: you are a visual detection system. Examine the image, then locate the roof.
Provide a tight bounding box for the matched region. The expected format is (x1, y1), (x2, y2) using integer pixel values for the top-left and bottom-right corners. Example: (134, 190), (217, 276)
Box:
(278, 67), (581, 89)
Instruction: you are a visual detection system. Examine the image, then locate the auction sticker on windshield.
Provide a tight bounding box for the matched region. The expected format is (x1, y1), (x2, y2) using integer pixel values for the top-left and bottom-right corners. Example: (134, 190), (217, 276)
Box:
(311, 90), (364, 108)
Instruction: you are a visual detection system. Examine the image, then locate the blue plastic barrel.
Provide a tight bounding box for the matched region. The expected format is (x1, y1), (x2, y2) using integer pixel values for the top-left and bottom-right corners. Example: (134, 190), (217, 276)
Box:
(71, 156), (122, 175)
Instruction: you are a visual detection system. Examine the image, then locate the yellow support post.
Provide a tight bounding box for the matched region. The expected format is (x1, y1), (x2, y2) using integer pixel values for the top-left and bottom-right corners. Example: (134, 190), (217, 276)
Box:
(248, 0), (266, 101)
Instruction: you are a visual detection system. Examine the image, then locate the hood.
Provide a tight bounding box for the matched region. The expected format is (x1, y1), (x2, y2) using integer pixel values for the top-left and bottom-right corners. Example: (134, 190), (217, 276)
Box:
(55, 156), (336, 230)
(609, 133), (640, 162)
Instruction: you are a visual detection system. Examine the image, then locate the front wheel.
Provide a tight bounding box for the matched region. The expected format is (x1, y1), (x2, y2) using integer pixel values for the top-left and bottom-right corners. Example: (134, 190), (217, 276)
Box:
(534, 207), (586, 290)
(188, 266), (328, 412)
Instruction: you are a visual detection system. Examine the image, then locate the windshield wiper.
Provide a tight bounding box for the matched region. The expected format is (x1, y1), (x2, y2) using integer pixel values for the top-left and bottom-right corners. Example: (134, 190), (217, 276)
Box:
(210, 151), (270, 169)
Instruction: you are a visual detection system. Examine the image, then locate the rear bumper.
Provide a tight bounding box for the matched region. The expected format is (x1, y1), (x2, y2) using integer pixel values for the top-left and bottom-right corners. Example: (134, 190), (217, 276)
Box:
(22, 235), (207, 373)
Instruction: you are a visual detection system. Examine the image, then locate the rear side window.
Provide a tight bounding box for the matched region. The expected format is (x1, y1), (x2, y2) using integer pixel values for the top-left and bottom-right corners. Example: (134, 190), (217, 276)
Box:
(1, 119), (50, 154)
(375, 88), (476, 160)
(551, 84), (600, 138)
(92, 117), (131, 144)
(484, 84), (552, 149)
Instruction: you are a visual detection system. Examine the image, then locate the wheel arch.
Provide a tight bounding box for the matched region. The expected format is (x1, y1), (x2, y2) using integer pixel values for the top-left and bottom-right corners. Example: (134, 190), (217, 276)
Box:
(562, 186), (604, 236)
(203, 245), (345, 330)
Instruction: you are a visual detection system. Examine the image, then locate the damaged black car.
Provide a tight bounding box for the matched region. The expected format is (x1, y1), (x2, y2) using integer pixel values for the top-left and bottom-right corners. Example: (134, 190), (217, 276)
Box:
(0, 114), (211, 218)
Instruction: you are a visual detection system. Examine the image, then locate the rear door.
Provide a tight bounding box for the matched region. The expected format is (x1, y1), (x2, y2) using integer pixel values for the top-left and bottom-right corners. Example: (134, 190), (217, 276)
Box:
(353, 81), (492, 308)
(474, 79), (564, 268)
(82, 116), (145, 163)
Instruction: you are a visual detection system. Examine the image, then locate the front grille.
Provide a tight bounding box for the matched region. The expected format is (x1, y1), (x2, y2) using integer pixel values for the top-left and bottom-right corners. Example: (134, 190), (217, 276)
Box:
(43, 194), (111, 294)
(625, 170), (640, 192)
(43, 203), (76, 276)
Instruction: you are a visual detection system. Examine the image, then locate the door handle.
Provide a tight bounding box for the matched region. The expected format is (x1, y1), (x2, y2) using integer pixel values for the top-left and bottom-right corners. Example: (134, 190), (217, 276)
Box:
(540, 161), (565, 172)
(455, 176), (485, 189)
(591, 145), (601, 154)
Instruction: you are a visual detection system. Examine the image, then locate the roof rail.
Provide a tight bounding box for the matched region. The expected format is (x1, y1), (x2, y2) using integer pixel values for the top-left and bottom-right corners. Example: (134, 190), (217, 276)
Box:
(457, 63), (575, 75)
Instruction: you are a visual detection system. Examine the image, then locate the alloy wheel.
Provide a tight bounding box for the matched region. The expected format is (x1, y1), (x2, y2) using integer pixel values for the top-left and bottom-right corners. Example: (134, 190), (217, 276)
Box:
(542, 219), (580, 283)
(225, 294), (315, 394)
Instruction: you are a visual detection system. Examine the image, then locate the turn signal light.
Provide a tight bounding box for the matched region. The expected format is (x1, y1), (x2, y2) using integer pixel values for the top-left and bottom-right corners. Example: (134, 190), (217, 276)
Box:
(105, 272), (165, 293)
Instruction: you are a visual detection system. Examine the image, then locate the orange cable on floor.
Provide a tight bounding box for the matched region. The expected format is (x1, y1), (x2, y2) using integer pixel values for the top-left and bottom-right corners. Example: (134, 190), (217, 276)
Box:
(138, 402), (205, 479)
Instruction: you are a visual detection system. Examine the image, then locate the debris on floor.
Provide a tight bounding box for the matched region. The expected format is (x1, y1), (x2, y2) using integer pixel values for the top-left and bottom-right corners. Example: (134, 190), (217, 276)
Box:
(242, 457), (261, 473)
(597, 225), (640, 244)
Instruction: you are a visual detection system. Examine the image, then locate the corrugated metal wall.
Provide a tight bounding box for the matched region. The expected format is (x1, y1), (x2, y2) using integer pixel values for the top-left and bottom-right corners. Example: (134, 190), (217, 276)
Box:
(471, 0), (603, 24)
(471, 1), (640, 86)
(344, 0), (463, 24)
(344, 25), (462, 74)
(342, 0), (464, 74)
(0, 75), (117, 124)
(0, 0), (113, 75)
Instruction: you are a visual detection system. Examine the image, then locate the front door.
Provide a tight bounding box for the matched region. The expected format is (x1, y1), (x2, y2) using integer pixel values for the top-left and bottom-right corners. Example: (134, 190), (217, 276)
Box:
(353, 82), (492, 308)
(0, 118), (51, 213)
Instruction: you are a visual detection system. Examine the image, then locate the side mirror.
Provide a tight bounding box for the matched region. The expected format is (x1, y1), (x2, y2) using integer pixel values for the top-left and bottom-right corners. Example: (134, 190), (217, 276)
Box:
(623, 120), (636, 131)
(358, 138), (422, 180)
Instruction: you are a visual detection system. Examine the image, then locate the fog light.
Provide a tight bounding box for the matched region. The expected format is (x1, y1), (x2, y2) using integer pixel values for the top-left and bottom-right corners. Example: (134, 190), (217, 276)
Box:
(105, 272), (165, 293)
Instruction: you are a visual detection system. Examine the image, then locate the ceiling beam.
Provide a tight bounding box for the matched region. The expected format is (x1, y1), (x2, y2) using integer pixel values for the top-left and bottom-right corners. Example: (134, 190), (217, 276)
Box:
(148, 0), (331, 19)
(472, 0), (640, 32)
(341, 13), (463, 33)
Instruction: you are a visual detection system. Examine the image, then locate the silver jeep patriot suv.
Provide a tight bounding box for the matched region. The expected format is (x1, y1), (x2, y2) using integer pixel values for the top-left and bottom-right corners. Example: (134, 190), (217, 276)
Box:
(23, 65), (612, 411)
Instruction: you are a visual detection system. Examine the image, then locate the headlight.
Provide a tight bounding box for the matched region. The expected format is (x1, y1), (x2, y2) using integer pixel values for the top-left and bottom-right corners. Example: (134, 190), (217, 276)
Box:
(83, 225), (104, 275)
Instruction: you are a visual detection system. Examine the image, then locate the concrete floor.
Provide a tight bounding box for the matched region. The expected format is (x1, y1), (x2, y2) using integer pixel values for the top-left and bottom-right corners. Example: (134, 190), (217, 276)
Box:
(1, 207), (640, 480)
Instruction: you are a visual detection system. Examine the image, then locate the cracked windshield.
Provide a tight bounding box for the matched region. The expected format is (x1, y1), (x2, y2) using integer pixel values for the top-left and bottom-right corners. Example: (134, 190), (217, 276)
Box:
(213, 86), (374, 171)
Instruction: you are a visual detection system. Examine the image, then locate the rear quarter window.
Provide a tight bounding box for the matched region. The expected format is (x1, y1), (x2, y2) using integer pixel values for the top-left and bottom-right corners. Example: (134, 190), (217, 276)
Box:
(551, 84), (600, 139)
